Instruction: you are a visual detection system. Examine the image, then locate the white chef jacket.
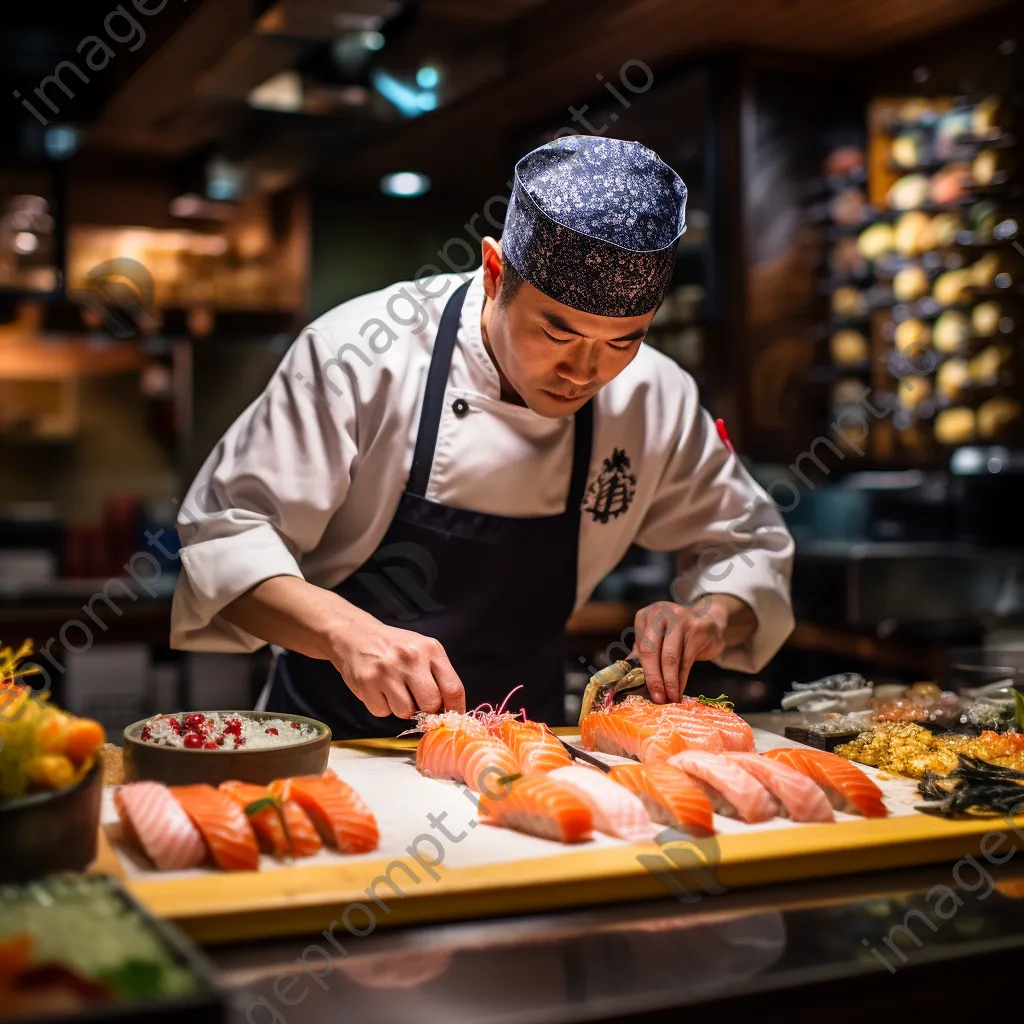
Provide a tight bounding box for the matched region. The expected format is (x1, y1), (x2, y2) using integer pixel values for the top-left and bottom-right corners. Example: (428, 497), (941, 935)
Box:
(170, 269), (795, 672)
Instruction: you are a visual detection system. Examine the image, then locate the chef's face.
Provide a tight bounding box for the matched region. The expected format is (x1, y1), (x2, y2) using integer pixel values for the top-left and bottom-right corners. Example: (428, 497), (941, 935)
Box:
(481, 241), (657, 418)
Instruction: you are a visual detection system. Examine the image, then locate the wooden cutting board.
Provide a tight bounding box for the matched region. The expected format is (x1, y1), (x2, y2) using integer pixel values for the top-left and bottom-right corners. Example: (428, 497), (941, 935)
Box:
(94, 732), (1024, 945)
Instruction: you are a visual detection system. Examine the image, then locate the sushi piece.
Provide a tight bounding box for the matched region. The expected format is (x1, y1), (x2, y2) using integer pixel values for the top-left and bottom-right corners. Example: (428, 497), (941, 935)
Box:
(169, 784), (261, 871)
(652, 705), (727, 753)
(608, 762), (715, 836)
(270, 774), (379, 853)
(579, 703), (689, 762)
(763, 747), (888, 818)
(548, 765), (660, 841)
(114, 781), (206, 871)
(495, 718), (572, 774)
(667, 751), (777, 823)
(671, 698), (755, 752)
(219, 781), (323, 858)
(478, 773), (592, 843)
(415, 712), (521, 792)
(724, 753), (834, 822)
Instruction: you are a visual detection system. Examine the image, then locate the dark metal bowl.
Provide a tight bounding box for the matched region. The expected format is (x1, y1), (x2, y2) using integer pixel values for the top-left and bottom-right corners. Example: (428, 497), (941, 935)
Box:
(0, 757), (104, 883)
(123, 710), (331, 786)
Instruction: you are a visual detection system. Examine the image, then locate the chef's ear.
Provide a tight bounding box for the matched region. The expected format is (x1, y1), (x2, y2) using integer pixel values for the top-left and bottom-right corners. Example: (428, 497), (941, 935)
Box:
(481, 237), (503, 300)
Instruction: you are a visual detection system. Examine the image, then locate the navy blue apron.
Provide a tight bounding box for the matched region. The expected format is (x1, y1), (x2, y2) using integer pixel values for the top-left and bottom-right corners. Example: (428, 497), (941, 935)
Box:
(264, 280), (594, 738)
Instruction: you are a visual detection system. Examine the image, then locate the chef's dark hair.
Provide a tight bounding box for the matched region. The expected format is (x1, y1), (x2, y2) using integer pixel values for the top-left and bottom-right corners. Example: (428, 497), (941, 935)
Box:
(497, 258), (524, 308)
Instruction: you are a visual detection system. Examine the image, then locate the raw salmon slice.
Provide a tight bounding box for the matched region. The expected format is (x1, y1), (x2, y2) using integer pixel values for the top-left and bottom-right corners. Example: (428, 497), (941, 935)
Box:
(478, 774), (593, 843)
(415, 713), (521, 792)
(496, 719), (572, 774)
(763, 747), (888, 817)
(725, 753), (834, 822)
(169, 784), (261, 871)
(649, 707), (726, 754)
(608, 762), (715, 836)
(672, 699), (756, 752)
(114, 781), (206, 871)
(548, 765), (659, 841)
(667, 751), (777, 823)
(270, 775), (379, 853)
(219, 781), (323, 858)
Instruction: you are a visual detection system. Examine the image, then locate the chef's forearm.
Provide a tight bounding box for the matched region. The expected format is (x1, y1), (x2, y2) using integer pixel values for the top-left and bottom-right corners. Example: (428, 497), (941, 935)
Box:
(704, 593), (757, 649)
(220, 575), (371, 662)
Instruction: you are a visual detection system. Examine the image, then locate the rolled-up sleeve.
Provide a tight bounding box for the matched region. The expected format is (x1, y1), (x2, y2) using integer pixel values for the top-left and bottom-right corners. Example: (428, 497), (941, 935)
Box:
(170, 327), (358, 652)
(634, 376), (795, 673)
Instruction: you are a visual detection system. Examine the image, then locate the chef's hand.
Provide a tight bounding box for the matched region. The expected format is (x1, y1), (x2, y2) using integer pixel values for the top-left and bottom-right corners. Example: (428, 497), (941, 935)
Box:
(632, 595), (756, 704)
(334, 621), (466, 719)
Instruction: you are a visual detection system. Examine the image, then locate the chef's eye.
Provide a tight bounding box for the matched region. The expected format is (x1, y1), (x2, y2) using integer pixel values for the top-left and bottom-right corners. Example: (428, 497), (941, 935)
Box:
(608, 338), (640, 351)
(543, 330), (572, 343)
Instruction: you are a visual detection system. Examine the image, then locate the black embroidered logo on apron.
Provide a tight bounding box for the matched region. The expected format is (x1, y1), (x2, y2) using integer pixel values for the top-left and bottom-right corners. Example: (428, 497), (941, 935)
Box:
(582, 448), (637, 523)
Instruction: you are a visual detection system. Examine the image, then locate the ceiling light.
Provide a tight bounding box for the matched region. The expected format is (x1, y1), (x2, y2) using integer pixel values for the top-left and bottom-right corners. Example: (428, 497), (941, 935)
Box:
(416, 91), (438, 112)
(206, 158), (244, 202)
(248, 71), (303, 113)
(380, 172), (430, 198)
(43, 125), (80, 160)
(371, 70), (437, 118)
(416, 66), (439, 89)
(361, 30), (385, 51)
(13, 232), (39, 255)
(170, 194), (204, 218)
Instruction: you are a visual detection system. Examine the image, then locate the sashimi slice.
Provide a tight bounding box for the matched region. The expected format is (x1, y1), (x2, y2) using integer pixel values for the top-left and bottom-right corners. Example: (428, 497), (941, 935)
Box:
(548, 765), (659, 841)
(496, 719), (572, 773)
(478, 774), (592, 843)
(725, 753), (834, 822)
(270, 775), (379, 852)
(608, 763), (715, 836)
(673, 699), (755, 752)
(667, 751), (776, 823)
(114, 782), (206, 871)
(763, 748), (888, 818)
(457, 735), (523, 794)
(649, 707), (726, 753)
(416, 726), (462, 781)
(219, 781), (323, 858)
(168, 784), (261, 871)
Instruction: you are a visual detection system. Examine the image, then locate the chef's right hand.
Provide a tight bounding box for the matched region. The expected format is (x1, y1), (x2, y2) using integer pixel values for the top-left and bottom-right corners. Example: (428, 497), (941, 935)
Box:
(333, 622), (466, 719)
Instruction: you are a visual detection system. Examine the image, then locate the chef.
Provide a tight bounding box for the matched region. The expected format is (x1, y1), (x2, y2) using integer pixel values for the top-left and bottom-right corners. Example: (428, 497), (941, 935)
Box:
(170, 135), (795, 738)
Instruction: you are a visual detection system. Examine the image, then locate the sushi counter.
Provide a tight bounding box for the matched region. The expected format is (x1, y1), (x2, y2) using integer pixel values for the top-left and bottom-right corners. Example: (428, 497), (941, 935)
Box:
(7, 651), (1024, 1022)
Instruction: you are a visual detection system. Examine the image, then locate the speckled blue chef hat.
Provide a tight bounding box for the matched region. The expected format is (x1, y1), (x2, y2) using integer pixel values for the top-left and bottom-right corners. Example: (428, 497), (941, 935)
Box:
(502, 136), (687, 317)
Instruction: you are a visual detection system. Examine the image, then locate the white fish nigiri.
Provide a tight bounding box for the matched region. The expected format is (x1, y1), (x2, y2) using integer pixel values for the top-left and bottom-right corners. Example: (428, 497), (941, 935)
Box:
(114, 781), (206, 870)
(725, 753), (834, 822)
(548, 765), (660, 842)
(667, 751), (777, 823)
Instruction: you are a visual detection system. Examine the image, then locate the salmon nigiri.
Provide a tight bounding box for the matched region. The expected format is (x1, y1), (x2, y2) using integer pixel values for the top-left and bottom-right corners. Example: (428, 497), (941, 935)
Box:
(415, 712), (521, 792)
(608, 762), (715, 836)
(495, 718), (572, 773)
(114, 782), (206, 871)
(725, 753), (834, 822)
(548, 765), (659, 841)
(580, 704), (689, 763)
(169, 784), (260, 871)
(763, 748), (888, 818)
(478, 774), (592, 843)
(219, 781), (323, 858)
(270, 774), (379, 853)
(667, 751), (777, 823)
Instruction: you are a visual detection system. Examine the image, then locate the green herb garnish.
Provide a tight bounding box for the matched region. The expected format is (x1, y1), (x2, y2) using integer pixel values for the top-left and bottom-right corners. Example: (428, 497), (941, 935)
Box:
(1014, 688), (1024, 732)
(696, 693), (735, 710)
(244, 795), (293, 858)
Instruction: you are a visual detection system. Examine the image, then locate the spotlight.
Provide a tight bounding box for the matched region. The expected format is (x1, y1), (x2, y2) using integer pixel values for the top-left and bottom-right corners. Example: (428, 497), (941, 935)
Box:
(416, 66), (439, 89)
(379, 172), (431, 198)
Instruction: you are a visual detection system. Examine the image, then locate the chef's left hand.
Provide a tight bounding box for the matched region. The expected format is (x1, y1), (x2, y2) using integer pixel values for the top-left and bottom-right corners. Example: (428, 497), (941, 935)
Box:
(632, 595), (754, 703)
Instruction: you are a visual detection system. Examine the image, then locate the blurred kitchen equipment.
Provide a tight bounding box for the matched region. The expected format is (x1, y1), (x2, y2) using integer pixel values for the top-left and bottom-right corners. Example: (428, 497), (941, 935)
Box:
(950, 446), (1024, 547)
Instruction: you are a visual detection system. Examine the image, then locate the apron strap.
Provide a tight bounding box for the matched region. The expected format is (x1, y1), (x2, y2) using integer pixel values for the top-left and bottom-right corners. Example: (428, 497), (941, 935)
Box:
(406, 277), (594, 513)
(407, 280), (472, 498)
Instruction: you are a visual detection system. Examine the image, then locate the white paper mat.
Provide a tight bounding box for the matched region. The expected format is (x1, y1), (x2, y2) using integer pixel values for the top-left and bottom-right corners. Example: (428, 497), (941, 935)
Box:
(101, 729), (923, 880)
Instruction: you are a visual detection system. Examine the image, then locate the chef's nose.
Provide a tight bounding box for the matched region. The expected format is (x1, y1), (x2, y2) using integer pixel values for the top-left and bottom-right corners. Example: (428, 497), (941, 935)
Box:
(559, 346), (597, 386)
